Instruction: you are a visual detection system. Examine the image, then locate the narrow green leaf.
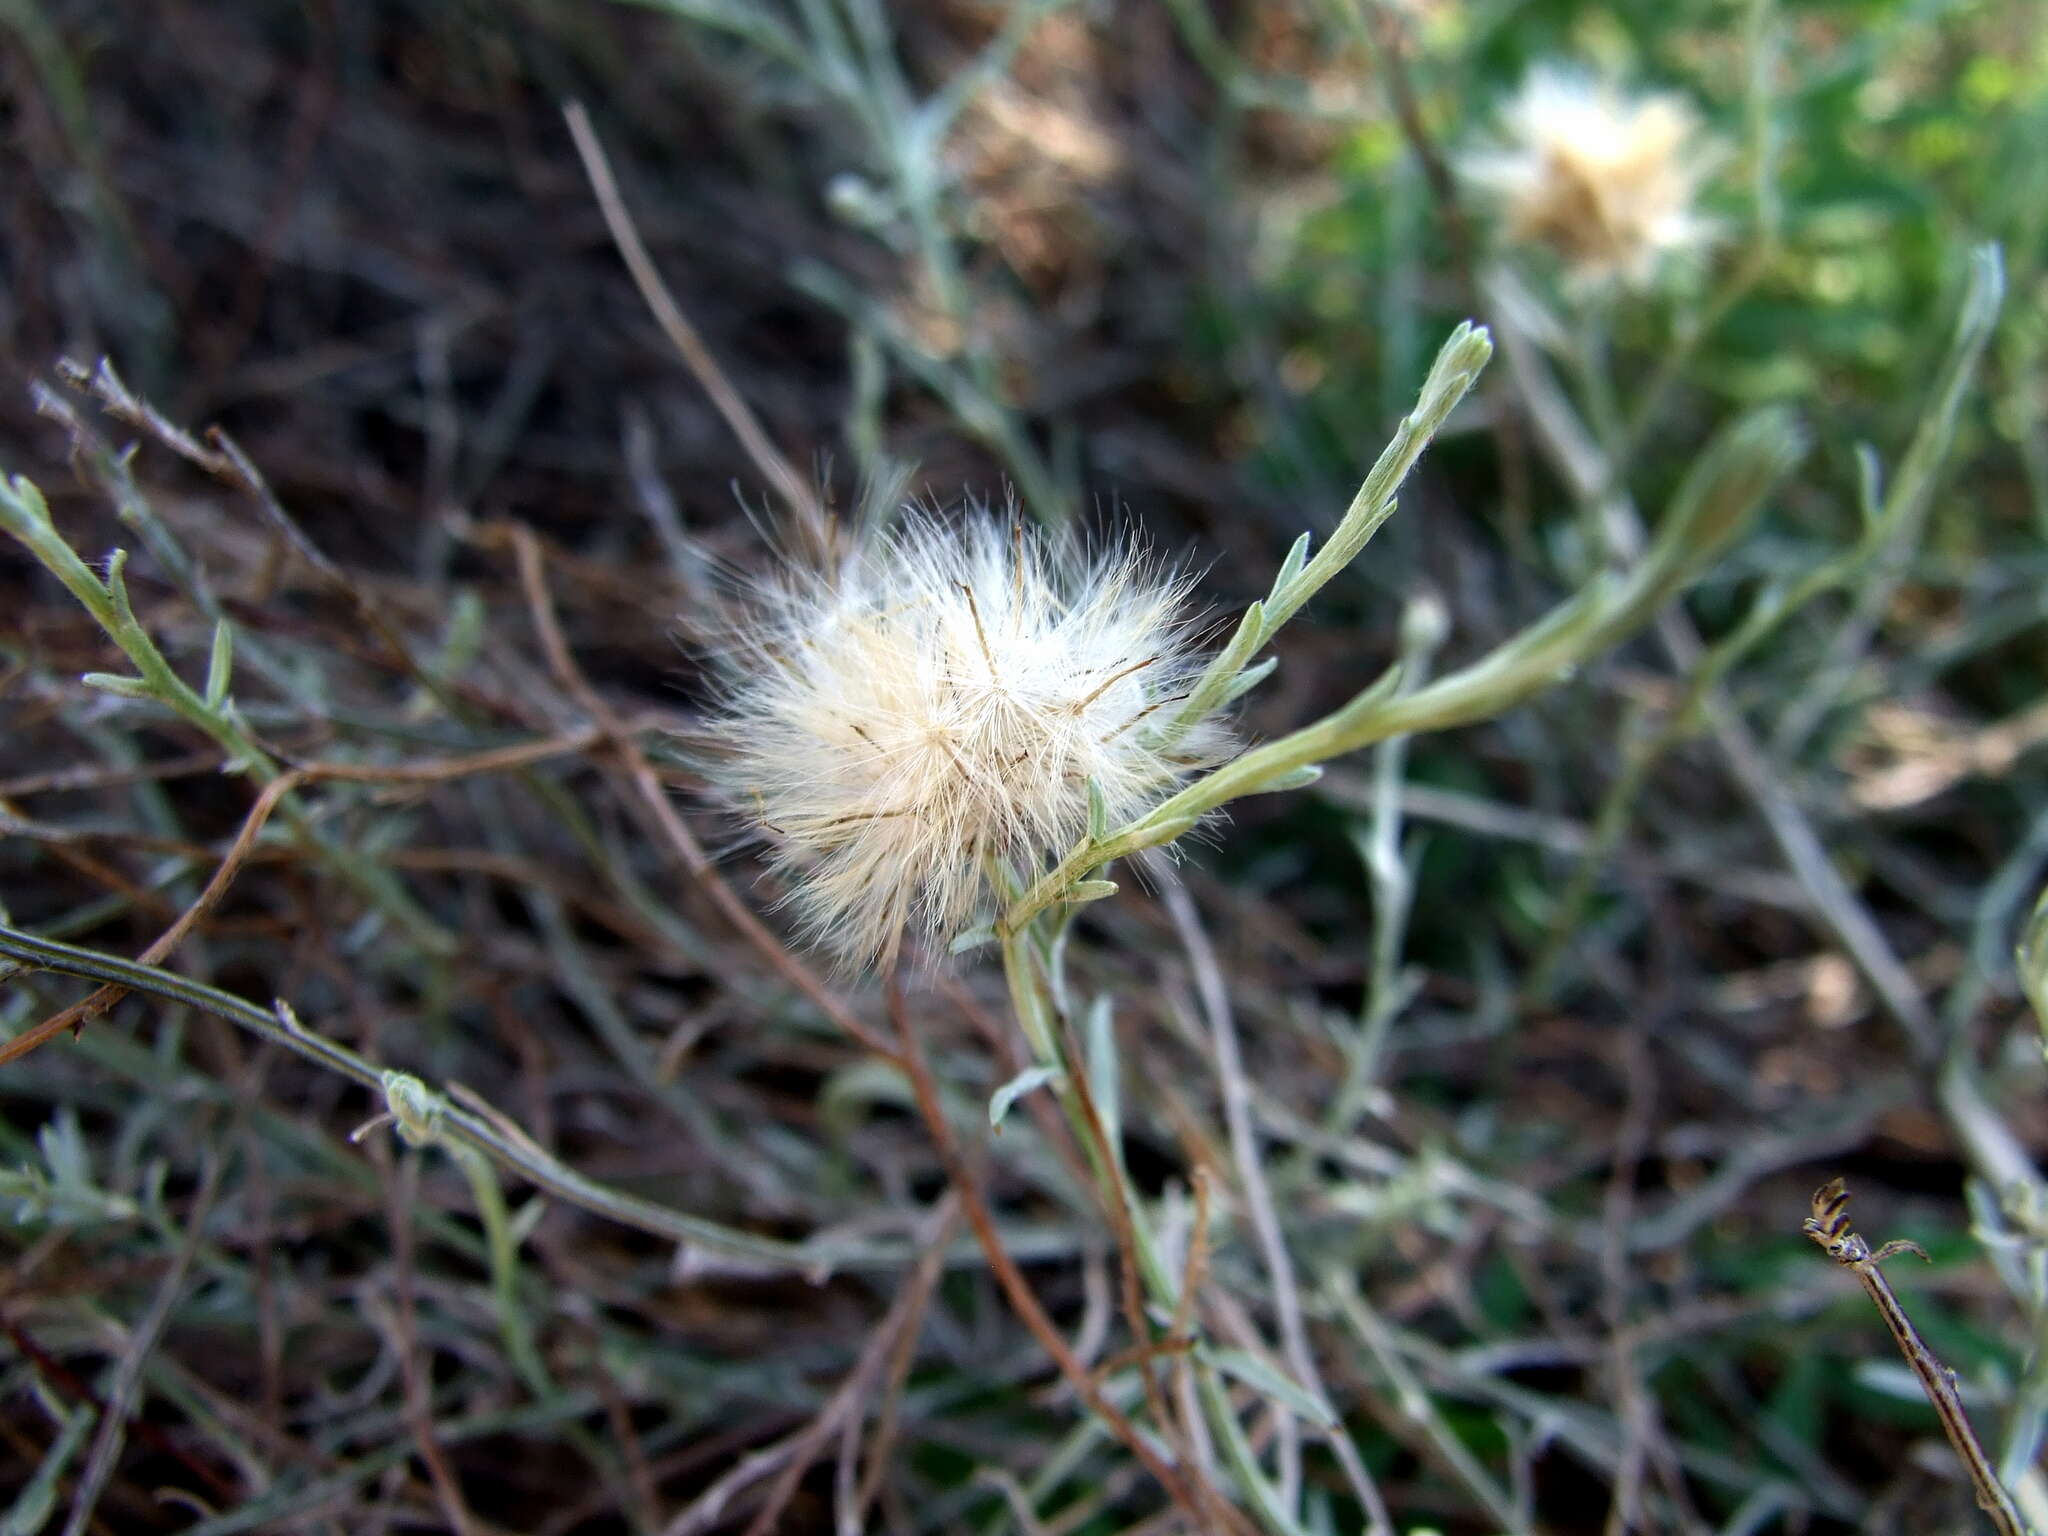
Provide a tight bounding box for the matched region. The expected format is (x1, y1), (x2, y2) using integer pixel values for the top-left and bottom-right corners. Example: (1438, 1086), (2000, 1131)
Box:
(949, 924), (997, 954)
(1061, 879), (1118, 904)
(508, 1195), (548, 1245)
(1853, 443), (1883, 531)
(0, 474), (53, 534)
(1269, 531), (1311, 601)
(80, 672), (155, 701)
(1222, 655), (1279, 703)
(204, 618), (234, 709)
(103, 548), (137, 625)
(989, 1065), (1061, 1130)
(1200, 1345), (1338, 1428)
(1243, 764), (1322, 796)
(1083, 993), (1120, 1156)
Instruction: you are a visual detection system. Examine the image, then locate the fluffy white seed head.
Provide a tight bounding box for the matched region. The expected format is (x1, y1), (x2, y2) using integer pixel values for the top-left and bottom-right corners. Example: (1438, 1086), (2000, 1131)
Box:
(1461, 67), (1718, 287)
(702, 512), (1229, 968)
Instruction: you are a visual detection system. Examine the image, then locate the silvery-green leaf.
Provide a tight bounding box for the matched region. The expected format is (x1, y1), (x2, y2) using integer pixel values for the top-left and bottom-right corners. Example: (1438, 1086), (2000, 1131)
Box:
(1244, 764), (1322, 796)
(1854, 442), (1884, 531)
(0, 473), (54, 530)
(1084, 994), (1120, 1155)
(81, 672), (154, 701)
(989, 1065), (1061, 1130)
(204, 618), (234, 708)
(104, 548), (137, 621)
(1199, 1345), (1338, 1428)
(508, 1196), (548, 1245)
(1223, 655), (1279, 703)
(1269, 531), (1311, 600)
(949, 924), (997, 954)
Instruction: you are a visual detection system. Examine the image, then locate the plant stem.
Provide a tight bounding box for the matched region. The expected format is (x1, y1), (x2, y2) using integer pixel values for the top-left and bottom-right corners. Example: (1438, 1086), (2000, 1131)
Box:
(0, 922), (861, 1275)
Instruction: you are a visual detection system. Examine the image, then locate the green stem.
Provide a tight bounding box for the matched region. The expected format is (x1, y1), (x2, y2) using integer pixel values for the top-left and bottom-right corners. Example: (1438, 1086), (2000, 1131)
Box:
(445, 1144), (628, 1493)
(998, 918), (1316, 1536)
(1156, 323), (1493, 750)
(0, 923), (861, 1276)
(0, 473), (454, 954)
(1002, 407), (1801, 939)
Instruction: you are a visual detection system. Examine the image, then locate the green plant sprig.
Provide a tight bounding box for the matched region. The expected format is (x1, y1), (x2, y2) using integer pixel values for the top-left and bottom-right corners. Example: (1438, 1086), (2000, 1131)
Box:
(1154, 322), (1495, 751)
(0, 921), (876, 1277)
(998, 403), (1805, 939)
(0, 471), (455, 954)
(1525, 243), (2006, 1001)
(1770, 241), (2008, 756)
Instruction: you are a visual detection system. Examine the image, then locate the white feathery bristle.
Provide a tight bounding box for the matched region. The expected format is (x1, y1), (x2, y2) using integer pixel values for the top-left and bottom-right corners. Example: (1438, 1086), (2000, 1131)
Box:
(703, 512), (1230, 967)
(1461, 67), (1718, 286)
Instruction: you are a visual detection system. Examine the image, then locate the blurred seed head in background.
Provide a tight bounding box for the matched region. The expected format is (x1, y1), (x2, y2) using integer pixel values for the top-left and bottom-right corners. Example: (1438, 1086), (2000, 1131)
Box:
(1461, 66), (1721, 286)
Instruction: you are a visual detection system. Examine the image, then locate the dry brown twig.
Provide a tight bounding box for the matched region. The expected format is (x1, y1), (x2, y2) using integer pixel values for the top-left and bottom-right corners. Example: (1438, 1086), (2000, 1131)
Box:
(384, 1151), (483, 1536)
(1802, 1178), (2032, 1536)
(491, 519), (901, 1064)
(0, 770), (308, 1069)
(53, 357), (453, 701)
(0, 725), (635, 1070)
(1849, 697), (2048, 812)
(655, 1194), (961, 1536)
(561, 100), (830, 552)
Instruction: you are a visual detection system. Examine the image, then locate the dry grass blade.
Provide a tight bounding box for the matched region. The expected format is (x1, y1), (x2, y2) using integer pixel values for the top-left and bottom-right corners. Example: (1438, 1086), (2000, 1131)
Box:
(561, 99), (828, 550)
